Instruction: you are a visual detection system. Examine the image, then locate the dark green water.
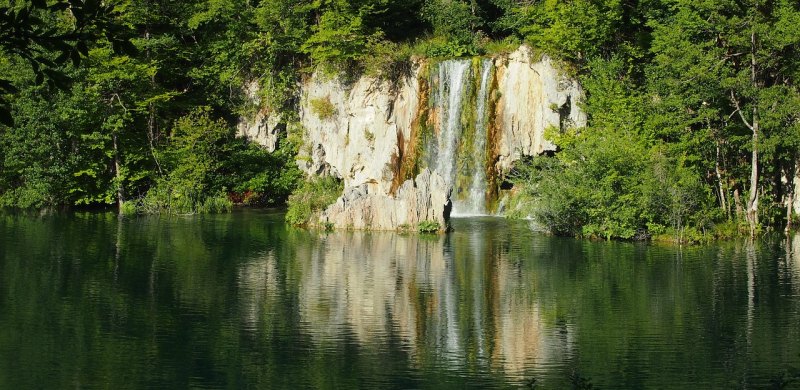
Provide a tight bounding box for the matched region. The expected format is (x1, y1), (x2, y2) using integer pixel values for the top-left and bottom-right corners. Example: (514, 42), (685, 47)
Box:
(1, 210), (799, 389)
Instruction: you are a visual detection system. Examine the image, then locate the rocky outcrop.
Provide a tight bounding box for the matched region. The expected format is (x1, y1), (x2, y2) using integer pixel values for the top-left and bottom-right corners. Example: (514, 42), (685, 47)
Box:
(494, 47), (586, 171)
(318, 169), (450, 231)
(291, 46), (586, 230)
(298, 72), (420, 194)
(237, 110), (282, 152)
(237, 81), (282, 152)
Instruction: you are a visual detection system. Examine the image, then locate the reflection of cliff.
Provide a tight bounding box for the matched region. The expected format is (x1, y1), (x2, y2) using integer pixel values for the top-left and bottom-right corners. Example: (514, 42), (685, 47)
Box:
(493, 255), (546, 375)
(791, 235), (800, 295)
(292, 233), (445, 350)
(237, 250), (280, 332)
(278, 230), (564, 376)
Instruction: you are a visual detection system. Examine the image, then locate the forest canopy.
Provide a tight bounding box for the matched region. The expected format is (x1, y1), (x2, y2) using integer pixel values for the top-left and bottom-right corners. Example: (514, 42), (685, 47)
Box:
(0, 0), (798, 241)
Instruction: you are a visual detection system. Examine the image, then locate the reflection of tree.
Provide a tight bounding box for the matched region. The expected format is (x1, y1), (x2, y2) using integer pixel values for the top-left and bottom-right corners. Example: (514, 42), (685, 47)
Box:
(2, 214), (800, 388)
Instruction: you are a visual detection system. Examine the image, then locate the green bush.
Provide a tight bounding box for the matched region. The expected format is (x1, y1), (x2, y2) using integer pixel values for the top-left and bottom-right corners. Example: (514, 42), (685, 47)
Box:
(310, 97), (336, 120)
(285, 176), (343, 226)
(418, 37), (479, 58)
(129, 108), (233, 215)
(119, 201), (138, 216)
(417, 220), (441, 233)
(199, 192), (234, 213)
(511, 127), (712, 240)
(361, 41), (415, 82)
(222, 138), (302, 206)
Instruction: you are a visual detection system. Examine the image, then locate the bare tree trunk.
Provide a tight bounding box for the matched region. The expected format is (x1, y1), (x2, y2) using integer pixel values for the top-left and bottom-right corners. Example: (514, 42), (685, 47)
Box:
(729, 29), (760, 236)
(786, 184), (794, 234)
(113, 133), (124, 213)
(715, 141), (729, 218)
(746, 124), (759, 236)
(786, 163), (796, 233)
(745, 29), (760, 237)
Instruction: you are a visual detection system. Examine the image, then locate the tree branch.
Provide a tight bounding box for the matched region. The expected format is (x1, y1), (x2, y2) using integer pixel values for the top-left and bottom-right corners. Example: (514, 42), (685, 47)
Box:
(730, 90), (754, 131)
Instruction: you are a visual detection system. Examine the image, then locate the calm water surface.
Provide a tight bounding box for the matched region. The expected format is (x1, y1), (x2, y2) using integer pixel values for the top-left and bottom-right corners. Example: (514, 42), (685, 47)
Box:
(1, 210), (799, 389)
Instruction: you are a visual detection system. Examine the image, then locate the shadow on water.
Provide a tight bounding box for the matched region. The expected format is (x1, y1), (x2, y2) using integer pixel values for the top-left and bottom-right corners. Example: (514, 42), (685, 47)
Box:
(1, 211), (800, 389)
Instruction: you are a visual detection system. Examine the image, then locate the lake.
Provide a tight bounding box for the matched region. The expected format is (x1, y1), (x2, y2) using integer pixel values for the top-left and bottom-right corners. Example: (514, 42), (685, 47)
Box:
(1, 210), (799, 389)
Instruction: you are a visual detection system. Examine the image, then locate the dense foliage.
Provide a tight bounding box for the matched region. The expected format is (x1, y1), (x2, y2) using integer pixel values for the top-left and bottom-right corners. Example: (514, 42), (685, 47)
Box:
(1, 0), (798, 239)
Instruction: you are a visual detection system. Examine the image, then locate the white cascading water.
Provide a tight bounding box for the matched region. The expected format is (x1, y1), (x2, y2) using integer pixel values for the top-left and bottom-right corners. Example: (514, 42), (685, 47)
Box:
(453, 59), (493, 216)
(434, 60), (471, 190)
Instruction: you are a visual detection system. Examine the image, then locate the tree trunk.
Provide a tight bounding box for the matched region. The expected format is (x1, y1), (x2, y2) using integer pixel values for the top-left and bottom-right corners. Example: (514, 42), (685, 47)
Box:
(715, 141), (729, 218)
(786, 184), (794, 234)
(787, 163), (797, 233)
(745, 29), (759, 237)
(730, 29), (761, 236)
(746, 123), (759, 236)
(113, 133), (124, 213)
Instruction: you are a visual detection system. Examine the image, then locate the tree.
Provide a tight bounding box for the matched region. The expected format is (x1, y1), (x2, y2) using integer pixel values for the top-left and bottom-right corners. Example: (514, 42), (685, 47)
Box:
(0, 0), (135, 125)
(647, 0), (800, 235)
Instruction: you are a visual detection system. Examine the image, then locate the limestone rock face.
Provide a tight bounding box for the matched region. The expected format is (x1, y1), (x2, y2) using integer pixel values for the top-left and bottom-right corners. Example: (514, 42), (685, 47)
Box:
(236, 81), (282, 152)
(237, 110), (282, 152)
(494, 47), (587, 171)
(290, 45), (586, 230)
(318, 169), (450, 231)
(299, 72), (420, 194)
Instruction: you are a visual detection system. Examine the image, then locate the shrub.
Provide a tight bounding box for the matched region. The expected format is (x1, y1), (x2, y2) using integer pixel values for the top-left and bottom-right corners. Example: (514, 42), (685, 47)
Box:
(510, 127), (713, 240)
(419, 37), (479, 58)
(417, 220), (441, 233)
(285, 176), (343, 226)
(310, 97), (336, 120)
(127, 108), (237, 215)
(223, 138), (302, 206)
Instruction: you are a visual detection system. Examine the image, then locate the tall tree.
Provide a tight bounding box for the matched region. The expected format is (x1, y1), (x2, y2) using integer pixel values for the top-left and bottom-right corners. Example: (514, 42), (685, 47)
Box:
(647, 0), (800, 234)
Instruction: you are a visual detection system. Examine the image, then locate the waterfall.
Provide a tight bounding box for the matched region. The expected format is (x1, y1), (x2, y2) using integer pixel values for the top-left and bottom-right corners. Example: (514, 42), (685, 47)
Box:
(430, 59), (494, 217)
(434, 60), (471, 188)
(454, 59), (493, 216)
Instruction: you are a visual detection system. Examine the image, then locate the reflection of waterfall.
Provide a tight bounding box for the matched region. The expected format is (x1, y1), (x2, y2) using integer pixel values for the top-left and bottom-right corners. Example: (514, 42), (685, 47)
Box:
(434, 60), (471, 189)
(441, 249), (463, 360)
(471, 228), (487, 360)
(454, 59), (493, 216)
(288, 229), (553, 377)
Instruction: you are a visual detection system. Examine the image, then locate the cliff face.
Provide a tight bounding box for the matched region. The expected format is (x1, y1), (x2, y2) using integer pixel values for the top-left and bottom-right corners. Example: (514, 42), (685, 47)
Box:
(291, 46), (585, 230)
(298, 69), (420, 194)
(318, 169), (450, 231)
(237, 81), (283, 152)
(495, 48), (586, 170)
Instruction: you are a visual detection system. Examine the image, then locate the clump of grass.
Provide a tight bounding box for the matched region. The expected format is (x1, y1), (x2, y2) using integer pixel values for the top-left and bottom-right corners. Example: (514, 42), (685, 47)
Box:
(479, 36), (522, 56)
(125, 188), (233, 215)
(285, 176), (343, 226)
(417, 220), (442, 233)
(310, 97), (336, 120)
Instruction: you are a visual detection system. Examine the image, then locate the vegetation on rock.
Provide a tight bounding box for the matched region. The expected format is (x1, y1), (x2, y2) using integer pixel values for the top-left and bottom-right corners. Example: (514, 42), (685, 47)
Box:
(0, 0), (797, 240)
(285, 176), (343, 226)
